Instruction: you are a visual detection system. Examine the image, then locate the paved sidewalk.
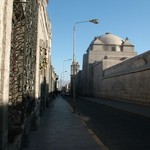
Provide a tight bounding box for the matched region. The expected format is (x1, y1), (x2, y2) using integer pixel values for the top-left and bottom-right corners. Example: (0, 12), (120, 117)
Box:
(79, 96), (150, 118)
(23, 96), (107, 150)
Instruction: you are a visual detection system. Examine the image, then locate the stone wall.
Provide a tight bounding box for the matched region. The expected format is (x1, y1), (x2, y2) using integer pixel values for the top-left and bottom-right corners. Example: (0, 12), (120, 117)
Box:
(36, 0), (51, 99)
(0, 0), (13, 150)
(0, 1), (53, 150)
(99, 50), (150, 105)
(84, 42), (137, 96)
(93, 62), (103, 97)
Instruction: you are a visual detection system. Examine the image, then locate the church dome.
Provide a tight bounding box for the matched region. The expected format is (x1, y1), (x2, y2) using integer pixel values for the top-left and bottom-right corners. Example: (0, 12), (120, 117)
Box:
(98, 33), (124, 45)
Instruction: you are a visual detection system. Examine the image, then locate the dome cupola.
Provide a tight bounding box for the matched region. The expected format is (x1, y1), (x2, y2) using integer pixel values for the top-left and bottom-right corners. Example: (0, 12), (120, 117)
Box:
(98, 33), (124, 45)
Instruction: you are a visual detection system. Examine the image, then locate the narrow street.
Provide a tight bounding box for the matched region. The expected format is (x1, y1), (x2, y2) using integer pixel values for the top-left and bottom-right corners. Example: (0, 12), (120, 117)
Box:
(65, 96), (150, 150)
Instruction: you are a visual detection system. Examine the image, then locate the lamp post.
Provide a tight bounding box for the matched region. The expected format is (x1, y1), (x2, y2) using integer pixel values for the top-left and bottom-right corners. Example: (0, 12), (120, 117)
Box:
(72, 19), (99, 113)
(63, 59), (72, 87)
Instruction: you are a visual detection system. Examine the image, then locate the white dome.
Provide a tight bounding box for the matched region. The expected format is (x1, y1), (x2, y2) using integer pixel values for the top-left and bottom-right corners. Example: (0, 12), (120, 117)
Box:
(98, 33), (124, 45)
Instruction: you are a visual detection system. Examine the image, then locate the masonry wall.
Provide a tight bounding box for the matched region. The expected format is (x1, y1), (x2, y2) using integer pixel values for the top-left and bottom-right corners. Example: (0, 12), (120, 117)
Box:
(93, 62), (103, 97)
(0, 0), (13, 149)
(0, 1), (52, 149)
(81, 54), (88, 95)
(36, 1), (51, 98)
(99, 50), (150, 105)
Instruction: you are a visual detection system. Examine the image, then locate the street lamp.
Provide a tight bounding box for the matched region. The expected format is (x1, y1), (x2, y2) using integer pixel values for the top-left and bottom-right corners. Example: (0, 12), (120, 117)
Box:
(63, 59), (72, 86)
(72, 19), (99, 113)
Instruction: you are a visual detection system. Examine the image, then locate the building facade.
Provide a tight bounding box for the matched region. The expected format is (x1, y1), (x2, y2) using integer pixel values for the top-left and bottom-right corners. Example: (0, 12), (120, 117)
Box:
(0, 0), (56, 149)
(76, 32), (150, 105)
(79, 33), (137, 96)
(70, 61), (80, 94)
(0, 1), (14, 149)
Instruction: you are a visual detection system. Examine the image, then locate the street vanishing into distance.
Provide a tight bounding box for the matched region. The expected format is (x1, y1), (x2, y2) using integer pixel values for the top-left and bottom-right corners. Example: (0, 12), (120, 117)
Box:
(64, 96), (150, 150)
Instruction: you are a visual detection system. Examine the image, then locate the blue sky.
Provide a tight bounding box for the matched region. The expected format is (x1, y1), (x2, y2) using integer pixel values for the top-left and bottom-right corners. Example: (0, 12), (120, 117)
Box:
(48, 0), (150, 82)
